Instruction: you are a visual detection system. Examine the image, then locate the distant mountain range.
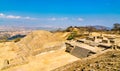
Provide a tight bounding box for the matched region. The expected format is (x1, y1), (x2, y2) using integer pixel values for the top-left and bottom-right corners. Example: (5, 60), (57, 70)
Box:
(86, 25), (111, 30)
(92, 25), (111, 30)
(0, 26), (59, 31)
(0, 25), (111, 31)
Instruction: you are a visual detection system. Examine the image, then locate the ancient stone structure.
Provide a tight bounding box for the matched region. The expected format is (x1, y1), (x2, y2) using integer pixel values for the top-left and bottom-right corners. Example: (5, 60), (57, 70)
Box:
(65, 35), (120, 58)
(71, 46), (95, 58)
(65, 42), (96, 58)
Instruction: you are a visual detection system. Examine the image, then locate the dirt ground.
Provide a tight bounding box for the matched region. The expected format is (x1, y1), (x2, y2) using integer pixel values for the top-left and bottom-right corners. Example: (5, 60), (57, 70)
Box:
(53, 49), (120, 71)
(2, 49), (79, 71)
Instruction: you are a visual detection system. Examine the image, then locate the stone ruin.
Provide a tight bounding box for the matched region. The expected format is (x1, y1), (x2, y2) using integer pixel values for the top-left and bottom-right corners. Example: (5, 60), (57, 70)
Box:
(1, 42), (65, 70)
(65, 42), (96, 58)
(65, 34), (120, 58)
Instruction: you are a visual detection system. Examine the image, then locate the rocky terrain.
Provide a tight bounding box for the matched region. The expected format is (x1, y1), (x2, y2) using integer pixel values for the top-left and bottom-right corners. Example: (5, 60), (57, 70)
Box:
(0, 29), (120, 71)
(53, 49), (120, 71)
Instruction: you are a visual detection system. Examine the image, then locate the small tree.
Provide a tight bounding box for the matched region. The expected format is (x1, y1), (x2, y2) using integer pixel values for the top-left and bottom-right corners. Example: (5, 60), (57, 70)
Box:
(112, 23), (120, 33)
(67, 31), (77, 40)
(87, 26), (95, 35)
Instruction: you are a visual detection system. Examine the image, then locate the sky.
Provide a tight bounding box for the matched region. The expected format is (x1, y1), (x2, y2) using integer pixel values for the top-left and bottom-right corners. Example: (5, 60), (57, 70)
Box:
(0, 0), (120, 28)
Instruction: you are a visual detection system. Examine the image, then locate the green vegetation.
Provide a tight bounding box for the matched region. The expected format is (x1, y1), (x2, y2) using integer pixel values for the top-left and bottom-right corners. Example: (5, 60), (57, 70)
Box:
(7, 34), (25, 42)
(13, 38), (21, 42)
(0, 34), (25, 43)
(111, 23), (120, 34)
(67, 31), (77, 40)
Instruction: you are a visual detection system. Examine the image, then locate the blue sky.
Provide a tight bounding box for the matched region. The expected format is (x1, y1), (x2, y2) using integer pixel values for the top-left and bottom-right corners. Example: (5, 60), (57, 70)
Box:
(0, 0), (120, 28)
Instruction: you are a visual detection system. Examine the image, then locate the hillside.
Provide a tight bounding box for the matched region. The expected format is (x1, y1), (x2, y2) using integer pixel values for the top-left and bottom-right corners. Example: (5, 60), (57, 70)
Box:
(0, 30), (77, 71)
(1, 29), (120, 71)
(16, 30), (69, 56)
(53, 50), (120, 71)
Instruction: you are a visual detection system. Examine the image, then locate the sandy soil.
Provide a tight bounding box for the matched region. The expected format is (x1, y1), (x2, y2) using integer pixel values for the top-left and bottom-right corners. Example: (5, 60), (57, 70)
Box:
(3, 49), (79, 71)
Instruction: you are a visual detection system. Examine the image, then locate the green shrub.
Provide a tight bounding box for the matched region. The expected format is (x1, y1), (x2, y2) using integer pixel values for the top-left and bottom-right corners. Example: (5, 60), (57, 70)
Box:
(67, 31), (77, 40)
(13, 38), (21, 42)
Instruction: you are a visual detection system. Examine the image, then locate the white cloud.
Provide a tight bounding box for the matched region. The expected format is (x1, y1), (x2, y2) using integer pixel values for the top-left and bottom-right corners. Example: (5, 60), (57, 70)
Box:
(0, 13), (37, 20)
(24, 16), (37, 20)
(0, 13), (4, 16)
(48, 17), (68, 21)
(48, 17), (57, 21)
(0, 13), (69, 21)
(25, 17), (31, 19)
(0, 13), (5, 18)
(6, 15), (21, 19)
(59, 17), (68, 21)
(78, 18), (84, 21)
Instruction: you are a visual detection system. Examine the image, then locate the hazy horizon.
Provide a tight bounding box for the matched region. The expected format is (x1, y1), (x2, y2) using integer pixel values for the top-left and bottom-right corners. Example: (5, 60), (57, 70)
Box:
(0, 0), (120, 28)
